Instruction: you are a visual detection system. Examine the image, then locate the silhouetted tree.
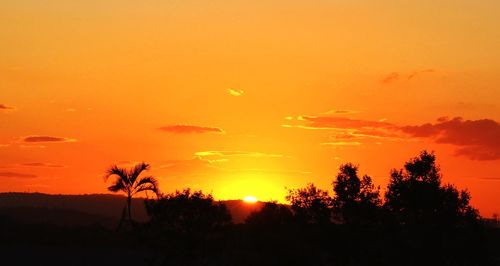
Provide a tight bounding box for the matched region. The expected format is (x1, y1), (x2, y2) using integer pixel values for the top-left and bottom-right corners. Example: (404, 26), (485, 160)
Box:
(245, 201), (293, 226)
(286, 183), (332, 224)
(332, 163), (381, 224)
(492, 213), (499, 228)
(385, 150), (479, 226)
(145, 189), (231, 232)
(104, 162), (159, 223)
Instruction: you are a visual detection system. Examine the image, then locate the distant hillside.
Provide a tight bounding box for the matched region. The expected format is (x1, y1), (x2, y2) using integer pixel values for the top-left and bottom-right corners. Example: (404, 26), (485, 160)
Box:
(0, 192), (150, 228)
(0, 207), (118, 228)
(0, 193), (264, 227)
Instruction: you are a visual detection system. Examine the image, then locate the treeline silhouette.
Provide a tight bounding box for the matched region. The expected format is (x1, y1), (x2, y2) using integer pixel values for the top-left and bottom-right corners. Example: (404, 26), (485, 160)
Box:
(247, 150), (479, 228)
(0, 150), (498, 266)
(145, 189), (232, 233)
(135, 151), (479, 230)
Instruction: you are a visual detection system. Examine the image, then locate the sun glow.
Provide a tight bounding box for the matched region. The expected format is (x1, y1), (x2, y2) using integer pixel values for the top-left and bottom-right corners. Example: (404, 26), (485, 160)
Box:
(213, 174), (286, 203)
(243, 196), (258, 203)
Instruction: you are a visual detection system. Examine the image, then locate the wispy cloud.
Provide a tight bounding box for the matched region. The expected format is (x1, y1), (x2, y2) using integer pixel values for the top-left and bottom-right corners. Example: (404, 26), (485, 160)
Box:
(0, 104), (16, 111)
(407, 69), (435, 80)
(286, 116), (393, 131)
(323, 109), (361, 115)
(228, 88), (244, 96)
(401, 117), (500, 160)
(283, 115), (400, 146)
(158, 157), (217, 170)
(330, 129), (404, 141)
(285, 113), (500, 160)
(159, 125), (225, 134)
(0, 171), (37, 178)
(381, 72), (400, 84)
(155, 156), (303, 181)
(381, 69), (435, 84)
(19, 162), (66, 168)
(155, 157), (223, 179)
(22, 136), (77, 143)
(321, 142), (362, 146)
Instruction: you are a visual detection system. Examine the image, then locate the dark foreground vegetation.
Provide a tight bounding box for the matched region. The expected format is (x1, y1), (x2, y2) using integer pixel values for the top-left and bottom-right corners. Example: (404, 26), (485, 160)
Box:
(1, 219), (498, 266)
(0, 151), (499, 265)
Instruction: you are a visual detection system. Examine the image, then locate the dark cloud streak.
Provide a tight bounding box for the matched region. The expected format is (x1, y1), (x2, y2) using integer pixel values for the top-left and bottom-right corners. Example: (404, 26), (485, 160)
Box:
(0, 171), (37, 178)
(0, 104), (16, 110)
(287, 114), (500, 161)
(20, 162), (65, 168)
(401, 117), (500, 160)
(23, 136), (75, 143)
(159, 125), (224, 134)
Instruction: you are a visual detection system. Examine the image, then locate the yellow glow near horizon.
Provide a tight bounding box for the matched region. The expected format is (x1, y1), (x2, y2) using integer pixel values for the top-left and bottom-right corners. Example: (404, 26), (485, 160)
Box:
(213, 174), (287, 203)
(243, 196), (258, 203)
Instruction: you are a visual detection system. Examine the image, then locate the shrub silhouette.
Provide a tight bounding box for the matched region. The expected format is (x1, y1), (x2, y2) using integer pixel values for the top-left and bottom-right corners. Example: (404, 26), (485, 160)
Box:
(332, 163), (381, 224)
(245, 201), (293, 226)
(286, 183), (332, 224)
(104, 162), (159, 223)
(385, 150), (479, 226)
(145, 188), (231, 232)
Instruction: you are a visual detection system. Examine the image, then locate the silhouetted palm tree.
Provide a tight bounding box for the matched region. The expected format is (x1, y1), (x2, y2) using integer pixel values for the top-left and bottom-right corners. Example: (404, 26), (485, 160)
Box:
(104, 162), (159, 223)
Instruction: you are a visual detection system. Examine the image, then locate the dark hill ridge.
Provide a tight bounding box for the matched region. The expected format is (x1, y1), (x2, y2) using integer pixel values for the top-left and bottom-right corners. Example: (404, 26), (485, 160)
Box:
(0, 207), (118, 228)
(0, 192), (264, 226)
(0, 192), (149, 223)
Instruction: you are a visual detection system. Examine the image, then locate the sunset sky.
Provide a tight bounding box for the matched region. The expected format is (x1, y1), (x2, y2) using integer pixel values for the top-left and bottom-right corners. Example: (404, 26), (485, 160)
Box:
(1, 1), (499, 217)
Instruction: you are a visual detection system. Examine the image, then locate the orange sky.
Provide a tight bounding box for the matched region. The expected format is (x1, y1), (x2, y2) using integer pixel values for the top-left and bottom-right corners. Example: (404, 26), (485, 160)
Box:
(1, 1), (499, 217)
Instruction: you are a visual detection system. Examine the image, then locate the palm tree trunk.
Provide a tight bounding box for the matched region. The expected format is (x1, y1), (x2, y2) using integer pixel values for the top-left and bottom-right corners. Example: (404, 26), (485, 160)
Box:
(127, 194), (132, 222)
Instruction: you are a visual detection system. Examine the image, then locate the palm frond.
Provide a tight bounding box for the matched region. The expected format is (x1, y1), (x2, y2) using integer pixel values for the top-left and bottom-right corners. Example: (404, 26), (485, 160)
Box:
(107, 178), (126, 192)
(105, 165), (129, 183)
(129, 162), (150, 185)
(135, 184), (158, 195)
(135, 175), (159, 189)
(133, 176), (159, 195)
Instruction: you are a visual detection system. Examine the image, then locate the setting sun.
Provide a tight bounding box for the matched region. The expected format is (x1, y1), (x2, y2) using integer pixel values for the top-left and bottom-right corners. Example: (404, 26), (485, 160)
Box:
(243, 196), (258, 203)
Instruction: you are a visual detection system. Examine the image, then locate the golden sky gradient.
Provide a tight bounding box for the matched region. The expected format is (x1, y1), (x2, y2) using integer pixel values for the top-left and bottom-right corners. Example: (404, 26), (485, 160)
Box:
(1, 1), (499, 216)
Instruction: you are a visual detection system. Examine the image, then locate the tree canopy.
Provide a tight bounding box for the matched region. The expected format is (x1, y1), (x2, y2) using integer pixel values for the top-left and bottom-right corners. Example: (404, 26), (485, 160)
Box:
(332, 163), (381, 224)
(245, 201), (294, 226)
(385, 150), (478, 226)
(286, 183), (332, 224)
(145, 189), (232, 232)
